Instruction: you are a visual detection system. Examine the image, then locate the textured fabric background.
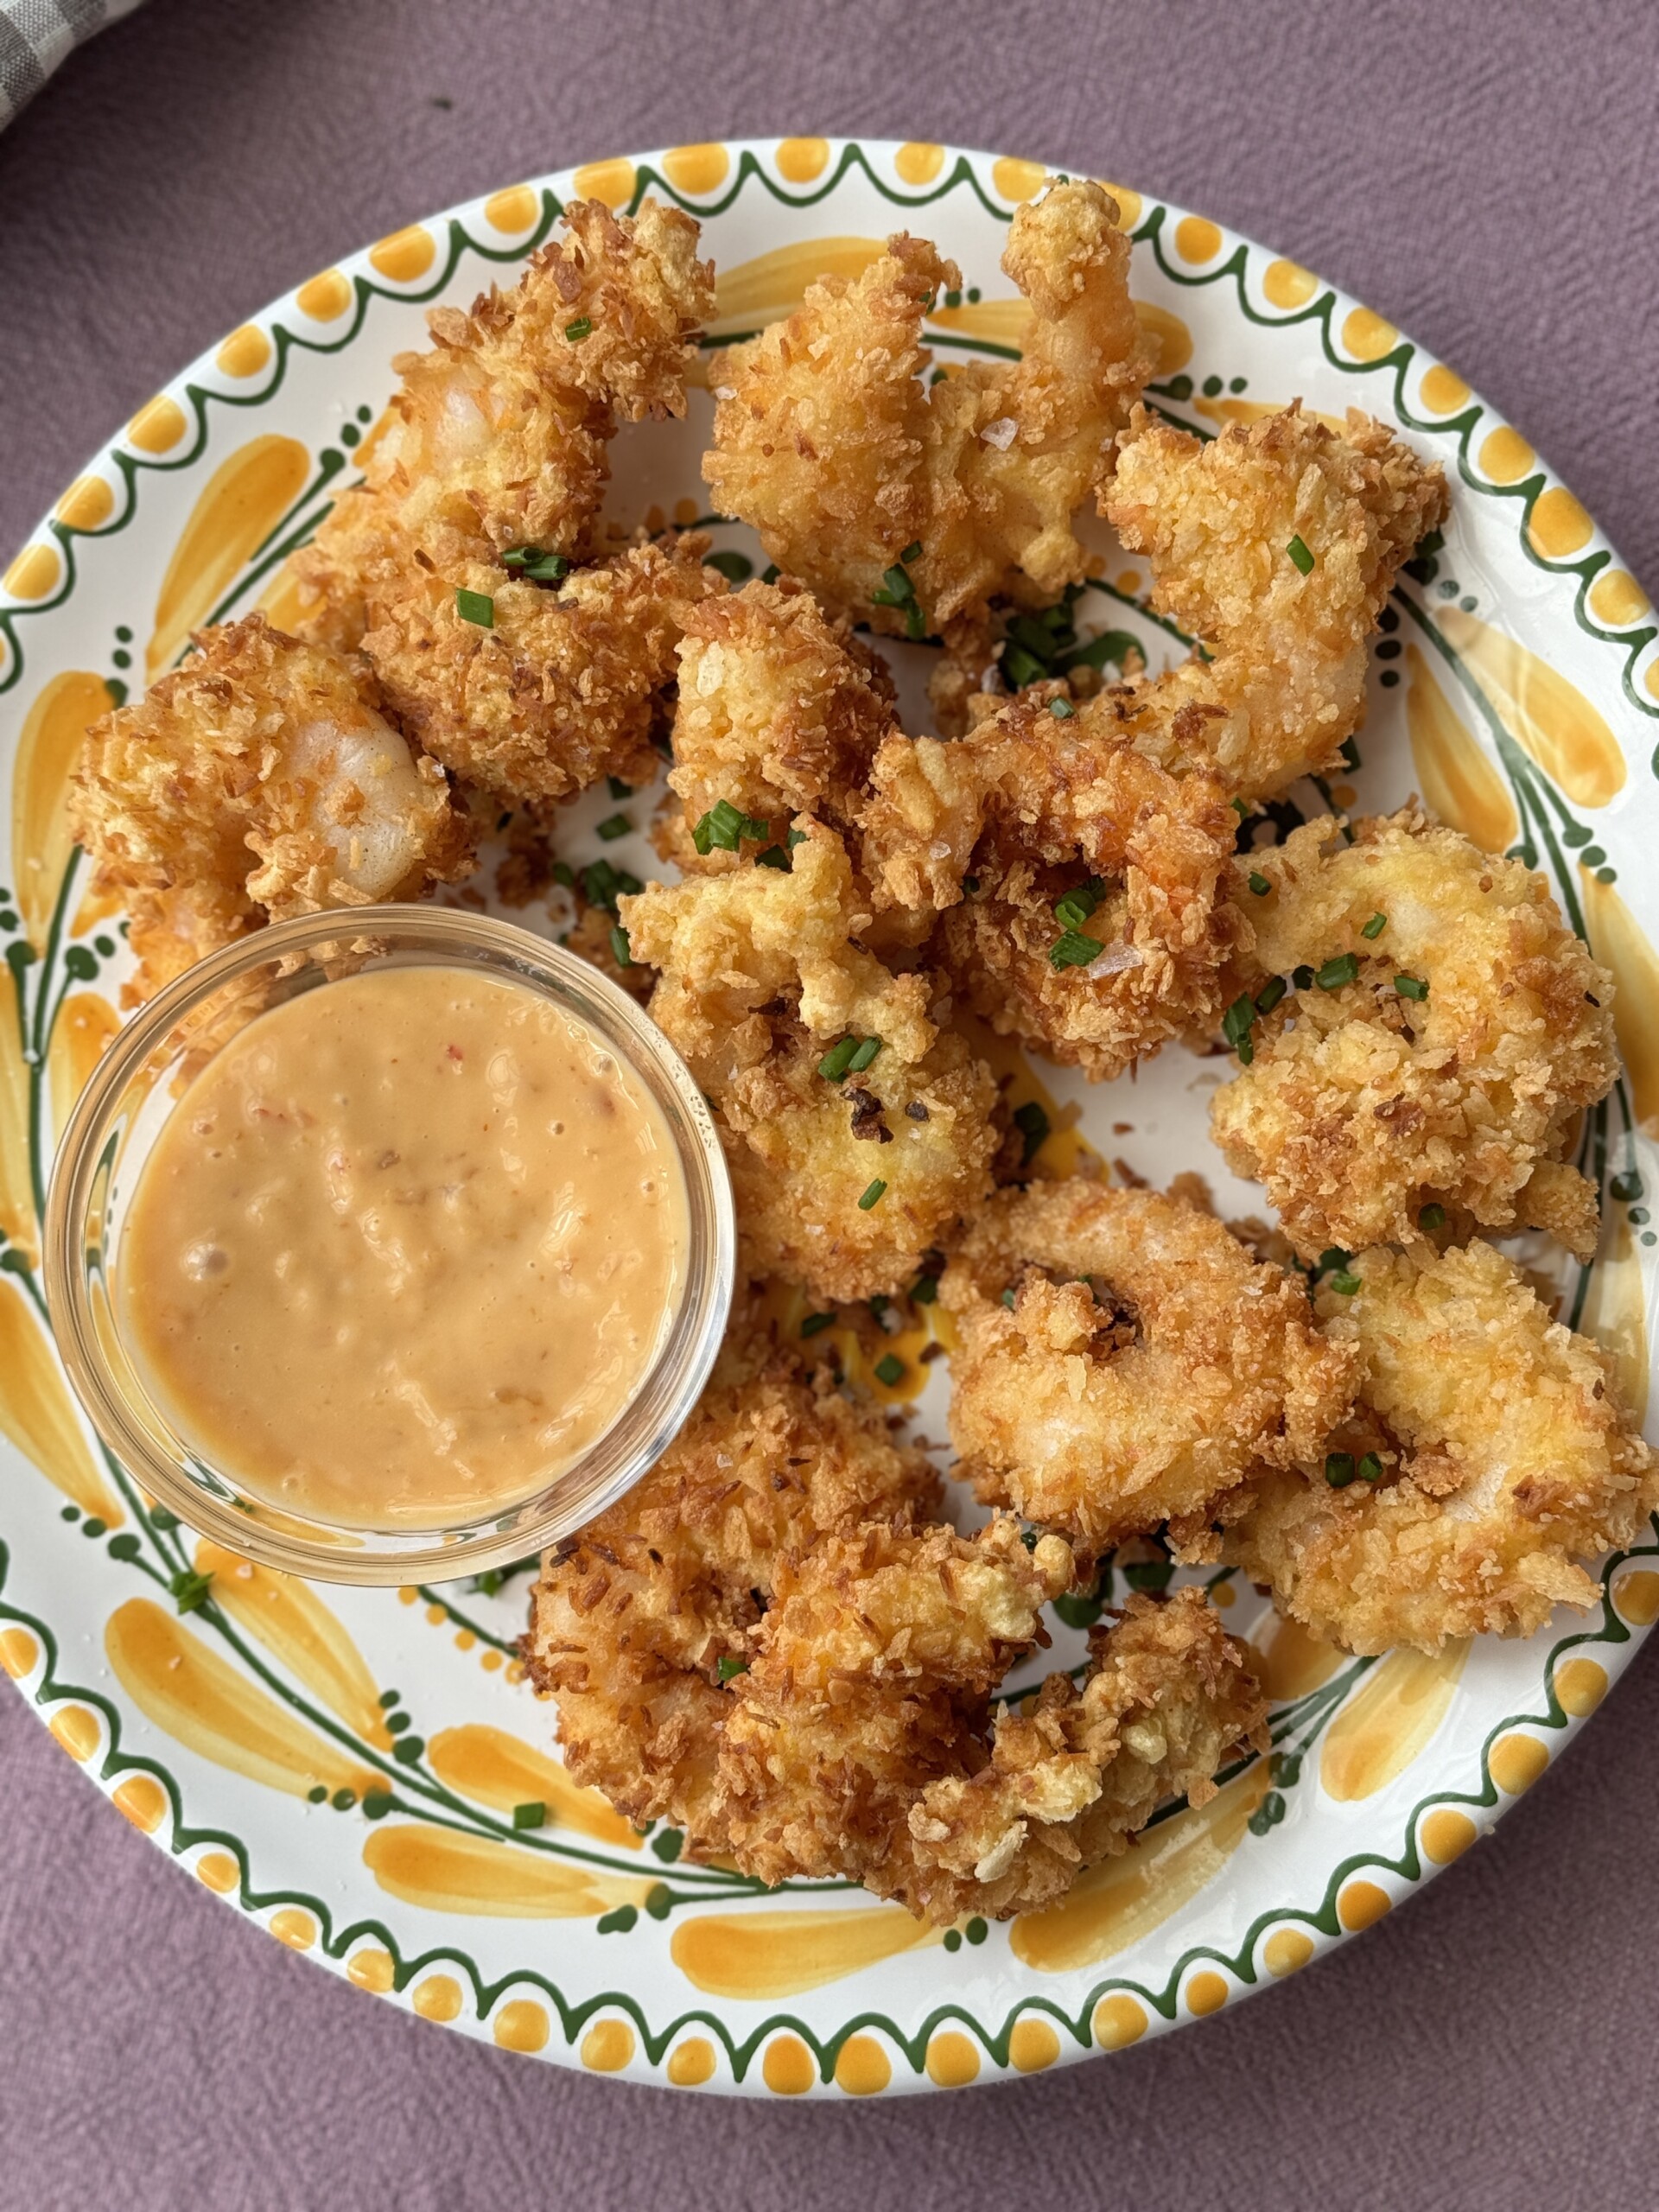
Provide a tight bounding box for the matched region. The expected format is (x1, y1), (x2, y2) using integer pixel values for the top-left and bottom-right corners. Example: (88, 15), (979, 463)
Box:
(0, 0), (143, 130)
(3, 3), (1656, 2206)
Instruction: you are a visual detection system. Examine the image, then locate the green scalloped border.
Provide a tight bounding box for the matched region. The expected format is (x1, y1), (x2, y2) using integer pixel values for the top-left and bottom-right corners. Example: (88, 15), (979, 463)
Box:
(2, 137), (1656, 2094)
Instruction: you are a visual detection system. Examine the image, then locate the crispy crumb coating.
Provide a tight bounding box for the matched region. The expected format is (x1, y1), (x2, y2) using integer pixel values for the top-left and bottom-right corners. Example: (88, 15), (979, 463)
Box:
(622, 824), (999, 1299)
(1209, 809), (1617, 1261)
(1097, 403), (1447, 796)
(296, 196), (714, 649)
(860, 697), (1247, 1079)
(906, 1589), (1269, 1920)
(666, 580), (898, 850)
(1225, 1241), (1657, 1653)
(942, 1179), (1356, 1557)
(703, 181), (1148, 636)
(73, 614), (470, 1003)
(522, 1328), (940, 1847)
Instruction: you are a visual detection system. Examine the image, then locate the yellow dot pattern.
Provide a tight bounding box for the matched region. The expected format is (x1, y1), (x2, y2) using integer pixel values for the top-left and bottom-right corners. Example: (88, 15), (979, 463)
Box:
(1099, 181), (1141, 230)
(215, 325), (272, 379)
(3, 544), (63, 601)
(1529, 487), (1593, 560)
(1419, 363), (1471, 415)
(664, 143), (729, 196)
(776, 137), (830, 184)
(1478, 426), (1535, 484)
(411, 1974), (462, 2023)
(1184, 1970), (1229, 2017)
(1174, 215), (1222, 264)
(667, 2037), (716, 2087)
(270, 1908), (316, 1951)
(1262, 258), (1319, 309)
(368, 226), (436, 284)
(573, 157), (636, 208)
(925, 2031), (980, 2087)
(834, 2034), (891, 2094)
(1340, 307), (1397, 361)
(580, 2018), (634, 2071)
(1490, 1732), (1548, 1794)
(1553, 1656), (1607, 1716)
(112, 1775), (168, 1833)
(1587, 569), (1650, 627)
(1262, 1928), (1314, 1978)
(296, 269), (352, 321)
(1421, 1808), (1478, 1865)
(895, 142), (944, 186)
(1092, 1994), (1147, 2050)
(1614, 1569), (1659, 1627)
(54, 475), (114, 531)
(194, 1851), (239, 1894)
(993, 156), (1047, 205)
(495, 1999), (550, 2054)
(1337, 1879), (1391, 1931)
(762, 2033), (816, 2094)
(48, 1704), (99, 1761)
(1008, 2017), (1060, 2072)
(127, 394), (188, 453)
(347, 1948), (396, 1993)
(0, 1626), (41, 1679)
(484, 184), (538, 233)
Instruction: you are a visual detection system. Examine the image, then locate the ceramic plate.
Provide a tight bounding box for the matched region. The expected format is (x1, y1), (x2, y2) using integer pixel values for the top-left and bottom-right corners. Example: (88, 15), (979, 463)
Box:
(3, 139), (1656, 2098)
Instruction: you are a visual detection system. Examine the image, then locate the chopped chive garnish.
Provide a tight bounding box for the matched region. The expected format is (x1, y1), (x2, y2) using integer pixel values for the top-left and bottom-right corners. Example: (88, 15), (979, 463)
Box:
(1231, 798), (1249, 818)
(1222, 992), (1257, 1064)
(786, 826), (809, 848)
(1357, 1452), (1383, 1483)
(1292, 963), (1315, 990)
(846, 1036), (883, 1074)
(502, 545), (569, 583)
(512, 1801), (546, 1830)
(609, 925), (633, 969)
(1325, 1452), (1356, 1488)
(1049, 929), (1100, 970)
(900, 540), (923, 563)
(1013, 1099), (1051, 1166)
(1053, 877), (1103, 932)
(869, 1294), (891, 1318)
(595, 812), (631, 842)
(1316, 953), (1359, 990)
(1049, 696), (1075, 719)
(455, 588), (494, 627)
(1360, 911), (1388, 939)
(607, 776), (632, 800)
(1287, 534), (1315, 575)
(874, 1353), (906, 1388)
(754, 843), (789, 870)
(168, 1567), (213, 1616)
(1327, 1269), (1362, 1296)
(1394, 973), (1428, 1000)
(692, 797), (771, 855)
(1419, 1203), (1446, 1231)
(1248, 871), (1272, 896)
(1001, 1287), (1017, 1309)
(1255, 976), (1287, 1016)
(800, 1311), (836, 1338)
(1003, 644), (1045, 689)
(817, 1037), (859, 1081)
(551, 860), (575, 888)
(911, 1274), (938, 1305)
(857, 1179), (887, 1211)
(716, 1656), (749, 1682)
(962, 875), (980, 895)
(564, 315), (593, 341)
(1316, 1247), (1351, 1276)
(879, 563), (916, 601)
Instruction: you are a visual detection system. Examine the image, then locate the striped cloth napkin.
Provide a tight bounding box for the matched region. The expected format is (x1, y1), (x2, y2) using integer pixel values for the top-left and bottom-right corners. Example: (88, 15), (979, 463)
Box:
(1, 0), (143, 129)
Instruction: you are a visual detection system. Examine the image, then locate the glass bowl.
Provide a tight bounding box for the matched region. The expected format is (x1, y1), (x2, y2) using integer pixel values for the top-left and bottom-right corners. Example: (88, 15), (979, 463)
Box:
(43, 906), (734, 1585)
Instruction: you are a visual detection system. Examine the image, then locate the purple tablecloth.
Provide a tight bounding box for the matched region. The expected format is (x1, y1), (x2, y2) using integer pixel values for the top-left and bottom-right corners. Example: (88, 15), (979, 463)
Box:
(3, 3), (1657, 2204)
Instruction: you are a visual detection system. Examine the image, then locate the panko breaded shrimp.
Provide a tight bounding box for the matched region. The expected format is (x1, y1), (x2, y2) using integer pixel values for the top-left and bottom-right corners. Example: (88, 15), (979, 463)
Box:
(522, 1327), (940, 1847)
(623, 825), (1000, 1300)
(1097, 402), (1447, 797)
(1209, 808), (1617, 1261)
(661, 580), (898, 868)
(73, 614), (470, 1004)
(906, 1588), (1269, 1921)
(296, 197), (715, 650)
(703, 181), (1149, 642)
(1225, 1240), (1657, 1653)
(859, 696), (1247, 1079)
(942, 1179), (1356, 1558)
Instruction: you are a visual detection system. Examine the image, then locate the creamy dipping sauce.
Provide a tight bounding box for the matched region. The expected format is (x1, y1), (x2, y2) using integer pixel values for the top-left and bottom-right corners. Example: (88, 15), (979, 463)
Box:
(118, 965), (689, 1529)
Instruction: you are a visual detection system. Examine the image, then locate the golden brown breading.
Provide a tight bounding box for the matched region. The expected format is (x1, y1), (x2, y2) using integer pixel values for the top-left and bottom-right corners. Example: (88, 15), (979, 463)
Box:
(703, 181), (1148, 638)
(296, 196), (713, 651)
(906, 1589), (1269, 1920)
(73, 614), (470, 1003)
(859, 697), (1248, 1079)
(1097, 403), (1447, 797)
(666, 579), (898, 854)
(522, 1332), (940, 1847)
(1209, 808), (1617, 1261)
(942, 1179), (1356, 1557)
(714, 1516), (1074, 1906)
(1224, 1241), (1657, 1653)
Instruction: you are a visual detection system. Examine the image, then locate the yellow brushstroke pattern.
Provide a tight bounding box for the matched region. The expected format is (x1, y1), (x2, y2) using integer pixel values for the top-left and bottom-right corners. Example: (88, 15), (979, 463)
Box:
(1192, 397), (1348, 436)
(48, 989), (118, 1141)
(1580, 1216), (1649, 1423)
(955, 1012), (1102, 1182)
(0, 965), (35, 1258)
(1405, 644), (1518, 853)
(1319, 1643), (1468, 1802)
(105, 1597), (378, 1798)
(147, 435), (310, 679)
(709, 238), (885, 335)
(757, 1279), (949, 1407)
(1250, 1609), (1345, 1701)
(12, 670), (112, 950)
(361, 1825), (652, 1917)
(927, 297), (1031, 350)
(1579, 870), (1659, 1123)
(425, 1724), (641, 1847)
(194, 1541), (391, 1747)
(0, 1274), (121, 1522)
(1437, 605), (1624, 809)
(254, 559), (311, 638)
(671, 1905), (938, 1997)
(1010, 1761), (1270, 1971)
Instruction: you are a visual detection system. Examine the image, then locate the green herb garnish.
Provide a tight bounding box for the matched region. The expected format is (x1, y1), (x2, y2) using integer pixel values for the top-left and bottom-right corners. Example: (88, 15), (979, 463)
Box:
(455, 588), (494, 627)
(753, 844), (790, 870)
(1049, 930), (1100, 970)
(716, 1656), (749, 1683)
(692, 797), (771, 855)
(1049, 696), (1075, 719)
(817, 1037), (859, 1081)
(1222, 992), (1258, 1064)
(595, 812), (631, 842)
(1003, 644), (1045, 689)
(1327, 1269), (1362, 1296)
(1357, 1452), (1383, 1483)
(900, 540), (923, 563)
(1395, 974), (1428, 1001)
(169, 1568), (214, 1616)
(1255, 975), (1287, 1017)
(1325, 1452), (1356, 1488)
(607, 776), (632, 800)
(1001, 1287), (1017, 1309)
(874, 1353), (906, 1388)
(1360, 911), (1388, 939)
(564, 315), (593, 341)
(910, 1273), (938, 1305)
(857, 1179), (888, 1211)
(1248, 871), (1272, 896)
(608, 925), (633, 969)
(1053, 878), (1103, 933)
(1013, 1099), (1051, 1166)
(1419, 1203), (1446, 1231)
(502, 545), (569, 584)
(846, 1036), (884, 1074)
(1316, 953), (1359, 990)
(800, 1312), (836, 1338)
(1287, 534), (1315, 575)
(1292, 963), (1315, 990)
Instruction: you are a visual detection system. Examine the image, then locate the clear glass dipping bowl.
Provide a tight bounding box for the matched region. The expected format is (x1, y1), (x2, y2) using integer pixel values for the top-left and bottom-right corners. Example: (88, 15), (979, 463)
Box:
(44, 906), (734, 1585)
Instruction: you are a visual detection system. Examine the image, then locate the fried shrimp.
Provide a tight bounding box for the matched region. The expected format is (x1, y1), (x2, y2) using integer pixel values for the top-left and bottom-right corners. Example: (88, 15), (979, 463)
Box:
(941, 1179), (1356, 1557)
(1208, 808), (1617, 1261)
(522, 1328), (940, 1847)
(296, 196), (714, 649)
(859, 696), (1247, 1079)
(73, 614), (470, 1003)
(1225, 1240), (1657, 1653)
(1096, 403), (1447, 797)
(703, 181), (1148, 640)
(905, 1588), (1269, 1921)
(622, 824), (999, 1299)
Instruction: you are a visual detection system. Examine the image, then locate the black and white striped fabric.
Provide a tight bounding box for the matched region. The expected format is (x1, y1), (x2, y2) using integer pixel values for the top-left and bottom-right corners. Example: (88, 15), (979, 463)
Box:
(0, 0), (143, 130)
